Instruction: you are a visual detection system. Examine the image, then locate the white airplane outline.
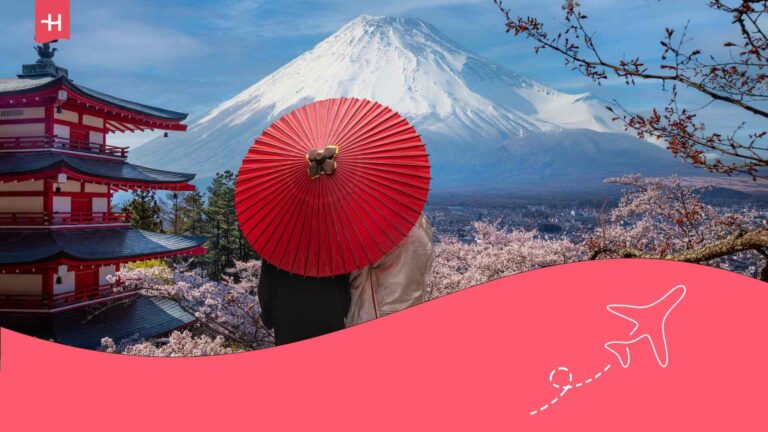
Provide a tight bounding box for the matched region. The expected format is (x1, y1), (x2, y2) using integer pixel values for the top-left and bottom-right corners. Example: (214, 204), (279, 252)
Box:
(604, 285), (687, 368)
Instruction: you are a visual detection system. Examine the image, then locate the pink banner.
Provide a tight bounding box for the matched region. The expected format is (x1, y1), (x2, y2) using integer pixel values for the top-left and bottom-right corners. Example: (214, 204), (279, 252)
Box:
(1, 259), (765, 430)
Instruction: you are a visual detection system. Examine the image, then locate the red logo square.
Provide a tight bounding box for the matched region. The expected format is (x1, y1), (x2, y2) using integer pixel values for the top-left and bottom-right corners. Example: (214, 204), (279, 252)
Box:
(35, 0), (70, 43)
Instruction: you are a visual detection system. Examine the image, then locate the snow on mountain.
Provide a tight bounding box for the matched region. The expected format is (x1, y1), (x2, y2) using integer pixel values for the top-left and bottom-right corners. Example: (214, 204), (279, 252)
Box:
(194, 15), (615, 138)
(131, 15), (692, 192)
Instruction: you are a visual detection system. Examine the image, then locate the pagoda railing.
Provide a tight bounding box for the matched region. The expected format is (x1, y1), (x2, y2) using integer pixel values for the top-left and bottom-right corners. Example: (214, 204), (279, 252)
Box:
(0, 135), (129, 159)
(0, 211), (131, 227)
(0, 282), (137, 310)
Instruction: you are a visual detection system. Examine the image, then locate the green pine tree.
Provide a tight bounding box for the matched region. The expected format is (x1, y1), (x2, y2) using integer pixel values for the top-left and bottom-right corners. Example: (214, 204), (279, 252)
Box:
(163, 192), (185, 235)
(202, 171), (256, 279)
(123, 189), (162, 231)
(182, 190), (206, 236)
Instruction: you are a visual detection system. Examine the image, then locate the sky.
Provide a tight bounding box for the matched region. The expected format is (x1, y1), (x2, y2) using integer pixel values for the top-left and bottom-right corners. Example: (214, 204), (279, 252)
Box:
(0, 0), (751, 148)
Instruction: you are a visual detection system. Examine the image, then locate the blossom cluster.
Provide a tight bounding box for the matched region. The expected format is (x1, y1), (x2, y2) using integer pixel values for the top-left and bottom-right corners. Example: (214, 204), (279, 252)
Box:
(101, 331), (235, 357)
(103, 260), (273, 354)
(585, 175), (762, 264)
(428, 222), (586, 299)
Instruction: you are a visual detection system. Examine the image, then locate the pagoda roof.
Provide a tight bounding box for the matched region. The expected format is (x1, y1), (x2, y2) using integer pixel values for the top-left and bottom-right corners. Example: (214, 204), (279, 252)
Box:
(0, 228), (207, 265)
(0, 76), (57, 92)
(0, 152), (196, 185)
(0, 75), (188, 122)
(0, 296), (196, 349)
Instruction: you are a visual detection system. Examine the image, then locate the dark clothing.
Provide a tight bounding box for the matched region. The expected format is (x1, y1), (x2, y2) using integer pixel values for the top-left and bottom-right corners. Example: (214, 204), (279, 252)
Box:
(258, 261), (351, 345)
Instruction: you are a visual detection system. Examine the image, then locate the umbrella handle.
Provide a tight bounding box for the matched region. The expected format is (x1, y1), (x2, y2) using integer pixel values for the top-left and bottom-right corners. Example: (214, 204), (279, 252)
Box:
(306, 146), (339, 179)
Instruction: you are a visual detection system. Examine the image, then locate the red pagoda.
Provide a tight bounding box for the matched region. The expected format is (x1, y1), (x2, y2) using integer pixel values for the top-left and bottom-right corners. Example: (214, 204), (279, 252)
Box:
(0, 43), (206, 348)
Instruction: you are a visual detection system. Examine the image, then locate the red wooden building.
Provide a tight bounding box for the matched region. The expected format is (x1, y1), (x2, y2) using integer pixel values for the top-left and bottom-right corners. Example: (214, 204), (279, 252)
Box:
(0, 43), (205, 348)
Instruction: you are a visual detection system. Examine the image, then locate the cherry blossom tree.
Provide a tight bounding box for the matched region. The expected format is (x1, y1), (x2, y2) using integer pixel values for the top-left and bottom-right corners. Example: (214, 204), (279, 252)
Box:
(106, 260), (273, 354)
(586, 175), (766, 278)
(428, 222), (586, 298)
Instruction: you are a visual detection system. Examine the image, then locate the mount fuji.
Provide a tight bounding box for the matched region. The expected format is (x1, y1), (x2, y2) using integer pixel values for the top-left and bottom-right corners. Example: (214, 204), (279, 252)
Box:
(131, 15), (700, 194)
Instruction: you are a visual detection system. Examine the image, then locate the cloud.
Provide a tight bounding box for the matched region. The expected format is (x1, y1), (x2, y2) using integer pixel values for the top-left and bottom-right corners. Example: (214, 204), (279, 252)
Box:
(212, 0), (486, 39)
(61, 7), (207, 70)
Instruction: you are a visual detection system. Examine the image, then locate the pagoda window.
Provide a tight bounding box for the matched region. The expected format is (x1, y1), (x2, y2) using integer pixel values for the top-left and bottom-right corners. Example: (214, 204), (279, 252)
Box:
(89, 131), (104, 145)
(0, 274), (43, 296)
(98, 265), (117, 285)
(0, 122), (44, 137)
(82, 115), (104, 129)
(58, 180), (81, 193)
(53, 123), (70, 139)
(0, 106), (44, 119)
(0, 196), (44, 213)
(0, 180), (44, 192)
(53, 196), (71, 214)
(92, 197), (108, 215)
(0, 109), (24, 117)
(84, 183), (108, 193)
(54, 109), (79, 123)
(54, 267), (75, 295)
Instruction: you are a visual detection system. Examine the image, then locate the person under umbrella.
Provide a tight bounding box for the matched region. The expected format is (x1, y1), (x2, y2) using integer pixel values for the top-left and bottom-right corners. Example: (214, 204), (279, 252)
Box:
(258, 213), (433, 344)
(257, 260), (351, 345)
(346, 213), (434, 326)
(236, 98), (431, 345)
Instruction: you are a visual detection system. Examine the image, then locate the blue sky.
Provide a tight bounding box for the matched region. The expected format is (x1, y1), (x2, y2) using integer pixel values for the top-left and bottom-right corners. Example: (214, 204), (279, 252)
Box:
(0, 0), (746, 147)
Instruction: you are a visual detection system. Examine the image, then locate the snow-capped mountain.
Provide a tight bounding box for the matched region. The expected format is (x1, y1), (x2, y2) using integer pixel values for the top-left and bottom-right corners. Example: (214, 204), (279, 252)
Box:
(131, 15), (696, 192)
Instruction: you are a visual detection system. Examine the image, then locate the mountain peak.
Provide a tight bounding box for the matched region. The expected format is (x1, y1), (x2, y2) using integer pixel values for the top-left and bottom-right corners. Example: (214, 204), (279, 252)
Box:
(322, 14), (467, 67)
(345, 14), (429, 29)
(132, 15), (625, 187)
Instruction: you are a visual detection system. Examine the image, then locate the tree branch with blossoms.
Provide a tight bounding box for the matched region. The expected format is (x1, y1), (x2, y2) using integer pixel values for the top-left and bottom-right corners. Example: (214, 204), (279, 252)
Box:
(586, 175), (768, 279)
(494, 0), (768, 179)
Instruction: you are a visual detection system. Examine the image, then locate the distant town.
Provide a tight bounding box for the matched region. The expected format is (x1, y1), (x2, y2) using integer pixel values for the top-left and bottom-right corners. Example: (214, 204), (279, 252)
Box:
(424, 194), (768, 278)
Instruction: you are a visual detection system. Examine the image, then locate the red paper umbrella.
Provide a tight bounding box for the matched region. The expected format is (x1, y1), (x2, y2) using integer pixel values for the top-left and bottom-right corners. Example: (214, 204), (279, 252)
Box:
(235, 98), (431, 277)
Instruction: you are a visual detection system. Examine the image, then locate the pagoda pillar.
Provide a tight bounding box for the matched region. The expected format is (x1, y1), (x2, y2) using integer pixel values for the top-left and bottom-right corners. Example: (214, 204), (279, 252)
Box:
(43, 179), (53, 214)
(44, 103), (54, 136)
(42, 267), (55, 307)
